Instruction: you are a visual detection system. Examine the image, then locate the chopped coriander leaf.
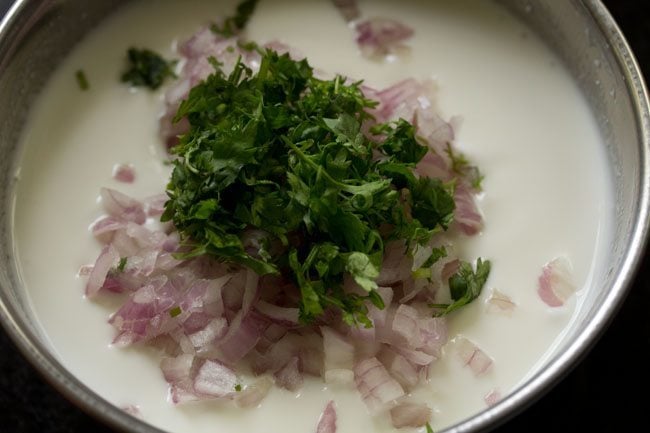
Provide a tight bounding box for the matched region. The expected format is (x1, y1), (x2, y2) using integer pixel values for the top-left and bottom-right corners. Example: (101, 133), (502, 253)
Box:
(169, 306), (182, 318)
(211, 0), (259, 37)
(75, 69), (89, 90)
(234, 384), (242, 392)
(163, 49), (485, 325)
(411, 245), (447, 280)
(423, 246), (447, 268)
(237, 40), (259, 52)
(445, 143), (484, 190)
(431, 258), (491, 316)
(121, 48), (176, 90)
(117, 257), (128, 272)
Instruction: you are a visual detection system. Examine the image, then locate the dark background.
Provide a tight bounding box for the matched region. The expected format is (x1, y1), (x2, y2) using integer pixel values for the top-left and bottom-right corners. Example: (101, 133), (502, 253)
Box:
(1, 1), (648, 432)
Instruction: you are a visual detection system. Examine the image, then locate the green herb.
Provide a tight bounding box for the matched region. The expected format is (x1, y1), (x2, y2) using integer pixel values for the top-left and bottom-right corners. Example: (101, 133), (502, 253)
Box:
(75, 69), (89, 91)
(121, 48), (176, 90)
(237, 40), (260, 52)
(445, 143), (484, 190)
(411, 246), (447, 280)
(163, 49), (486, 325)
(423, 246), (447, 269)
(211, 0), (259, 37)
(426, 422), (434, 433)
(431, 258), (491, 316)
(169, 306), (182, 318)
(234, 384), (242, 392)
(117, 257), (128, 272)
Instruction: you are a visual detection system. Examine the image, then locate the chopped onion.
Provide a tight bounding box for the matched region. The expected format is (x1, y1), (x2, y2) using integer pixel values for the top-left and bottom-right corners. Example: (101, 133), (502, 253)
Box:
(100, 188), (146, 224)
(160, 353), (196, 404)
(355, 18), (414, 57)
(144, 194), (168, 217)
(484, 388), (502, 406)
(418, 317), (447, 358)
(377, 241), (412, 285)
(394, 347), (435, 366)
(456, 336), (493, 375)
(161, 353), (193, 385)
(121, 405), (141, 417)
(377, 348), (419, 389)
(112, 163), (136, 183)
(193, 359), (238, 398)
(392, 304), (422, 347)
(231, 272), (259, 311)
(415, 108), (455, 154)
(217, 312), (266, 363)
(256, 323), (288, 353)
(323, 369), (355, 386)
(367, 286), (393, 328)
(537, 256), (576, 307)
(298, 331), (325, 377)
(354, 357), (405, 414)
(234, 376), (274, 408)
(109, 276), (177, 345)
(85, 244), (119, 297)
(91, 216), (126, 240)
(486, 289), (516, 314)
(251, 332), (299, 374)
(77, 264), (94, 277)
(453, 182), (483, 235)
(368, 79), (434, 125)
(274, 356), (303, 391)
(322, 327), (354, 385)
(255, 300), (299, 326)
(188, 317), (228, 351)
(316, 400), (337, 433)
(390, 402), (432, 428)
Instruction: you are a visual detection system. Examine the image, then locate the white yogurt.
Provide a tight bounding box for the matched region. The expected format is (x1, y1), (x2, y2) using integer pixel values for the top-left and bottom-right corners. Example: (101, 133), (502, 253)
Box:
(11, 0), (613, 432)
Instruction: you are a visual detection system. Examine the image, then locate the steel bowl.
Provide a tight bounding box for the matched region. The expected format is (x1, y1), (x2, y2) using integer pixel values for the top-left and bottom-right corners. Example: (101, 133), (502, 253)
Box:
(0, 1), (648, 432)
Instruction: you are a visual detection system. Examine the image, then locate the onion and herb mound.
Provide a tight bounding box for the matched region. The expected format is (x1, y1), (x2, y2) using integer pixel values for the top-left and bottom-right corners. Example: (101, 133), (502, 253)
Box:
(163, 49), (482, 326)
(85, 15), (490, 432)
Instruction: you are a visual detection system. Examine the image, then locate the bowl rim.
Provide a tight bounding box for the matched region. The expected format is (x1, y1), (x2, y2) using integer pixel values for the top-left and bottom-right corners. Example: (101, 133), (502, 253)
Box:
(448, 1), (650, 430)
(0, 0), (649, 432)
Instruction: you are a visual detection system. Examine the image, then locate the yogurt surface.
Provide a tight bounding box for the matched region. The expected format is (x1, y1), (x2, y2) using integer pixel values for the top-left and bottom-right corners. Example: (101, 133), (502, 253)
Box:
(12, 0), (613, 432)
